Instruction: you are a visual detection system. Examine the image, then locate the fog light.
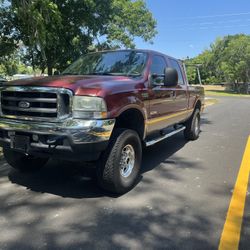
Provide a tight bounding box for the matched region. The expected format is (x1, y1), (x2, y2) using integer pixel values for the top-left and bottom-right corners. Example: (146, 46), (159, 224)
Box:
(32, 134), (39, 141)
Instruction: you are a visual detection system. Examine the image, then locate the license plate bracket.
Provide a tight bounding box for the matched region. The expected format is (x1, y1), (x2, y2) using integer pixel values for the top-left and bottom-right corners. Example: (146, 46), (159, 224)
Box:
(10, 135), (30, 152)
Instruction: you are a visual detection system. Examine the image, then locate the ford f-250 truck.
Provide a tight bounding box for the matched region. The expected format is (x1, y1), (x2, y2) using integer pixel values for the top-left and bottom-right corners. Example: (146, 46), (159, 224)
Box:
(0, 50), (204, 194)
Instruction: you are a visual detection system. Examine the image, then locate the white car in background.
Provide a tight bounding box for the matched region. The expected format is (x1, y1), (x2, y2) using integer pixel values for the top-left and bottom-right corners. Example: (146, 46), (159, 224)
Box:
(0, 76), (7, 84)
(12, 74), (34, 80)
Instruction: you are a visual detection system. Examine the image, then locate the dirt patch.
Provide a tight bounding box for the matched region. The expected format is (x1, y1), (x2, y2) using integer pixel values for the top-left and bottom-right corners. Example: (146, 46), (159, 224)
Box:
(203, 85), (226, 91)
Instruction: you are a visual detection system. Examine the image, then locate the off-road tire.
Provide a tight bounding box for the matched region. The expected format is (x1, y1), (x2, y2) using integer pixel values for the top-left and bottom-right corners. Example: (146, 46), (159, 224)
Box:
(184, 108), (201, 140)
(96, 129), (142, 194)
(3, 148), (49, 173)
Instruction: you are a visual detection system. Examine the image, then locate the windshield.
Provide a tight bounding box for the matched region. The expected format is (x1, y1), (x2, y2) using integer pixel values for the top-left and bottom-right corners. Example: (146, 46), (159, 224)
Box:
(62, 51), (147, 77)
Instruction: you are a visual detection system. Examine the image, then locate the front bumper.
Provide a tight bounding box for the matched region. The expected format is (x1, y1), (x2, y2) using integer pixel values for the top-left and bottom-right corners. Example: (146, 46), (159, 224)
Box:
(0, 118), (115, 161)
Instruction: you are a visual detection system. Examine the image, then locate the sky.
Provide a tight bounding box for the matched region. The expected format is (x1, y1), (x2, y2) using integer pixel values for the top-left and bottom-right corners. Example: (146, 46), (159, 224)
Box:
(135, 0), (250, 59)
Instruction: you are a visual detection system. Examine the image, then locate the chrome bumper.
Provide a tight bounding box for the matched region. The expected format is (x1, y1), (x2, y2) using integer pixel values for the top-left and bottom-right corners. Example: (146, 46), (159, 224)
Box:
(0, 118), (115, 144)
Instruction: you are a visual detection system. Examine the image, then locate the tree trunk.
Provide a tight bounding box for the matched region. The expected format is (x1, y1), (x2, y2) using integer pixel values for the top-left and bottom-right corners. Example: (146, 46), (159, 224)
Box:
(234, 80), (239, 93)
(47, 65), (53, 76)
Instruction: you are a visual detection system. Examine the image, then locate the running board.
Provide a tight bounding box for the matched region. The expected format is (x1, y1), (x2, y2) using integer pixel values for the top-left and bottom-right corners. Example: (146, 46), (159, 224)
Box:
(145, 126), (186, 147)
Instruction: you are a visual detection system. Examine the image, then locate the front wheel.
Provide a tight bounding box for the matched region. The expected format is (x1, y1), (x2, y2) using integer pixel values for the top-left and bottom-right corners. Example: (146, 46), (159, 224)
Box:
(96, 129), (142, 194)
(184, 109), (201, 140)
(3, 148), (49, 173)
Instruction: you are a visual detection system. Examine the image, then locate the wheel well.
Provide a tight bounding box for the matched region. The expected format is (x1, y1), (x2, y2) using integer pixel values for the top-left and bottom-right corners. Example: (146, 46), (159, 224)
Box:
(195, 100), (201, 110)
(114, 109), (145, 140)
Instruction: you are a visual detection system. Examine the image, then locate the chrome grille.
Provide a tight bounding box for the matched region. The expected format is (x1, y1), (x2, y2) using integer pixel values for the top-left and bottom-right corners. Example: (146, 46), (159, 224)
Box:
(0, 87), (72, 121)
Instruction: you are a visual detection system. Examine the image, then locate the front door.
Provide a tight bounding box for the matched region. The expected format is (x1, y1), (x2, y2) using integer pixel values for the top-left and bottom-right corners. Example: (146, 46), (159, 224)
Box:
(147, 55), (177, 135)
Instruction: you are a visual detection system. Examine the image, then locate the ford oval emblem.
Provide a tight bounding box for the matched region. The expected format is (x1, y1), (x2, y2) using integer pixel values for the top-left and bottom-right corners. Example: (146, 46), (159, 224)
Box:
(18, 101), (30, 109)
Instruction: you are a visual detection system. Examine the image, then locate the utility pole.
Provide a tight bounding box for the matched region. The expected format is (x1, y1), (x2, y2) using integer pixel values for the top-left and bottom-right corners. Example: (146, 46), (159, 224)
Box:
(196, 65), (202, 86)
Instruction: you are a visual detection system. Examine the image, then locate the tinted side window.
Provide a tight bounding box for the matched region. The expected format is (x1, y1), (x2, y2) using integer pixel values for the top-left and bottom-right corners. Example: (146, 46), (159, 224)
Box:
(150, 56), (167, 75)
(169, 59), (185, 85)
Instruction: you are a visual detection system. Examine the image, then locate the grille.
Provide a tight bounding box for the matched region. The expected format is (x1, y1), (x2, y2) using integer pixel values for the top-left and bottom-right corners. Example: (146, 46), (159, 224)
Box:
(0, 87), (71, 121)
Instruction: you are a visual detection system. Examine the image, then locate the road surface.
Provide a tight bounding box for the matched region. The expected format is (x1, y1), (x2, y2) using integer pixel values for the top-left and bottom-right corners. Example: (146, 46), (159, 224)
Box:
(0, 96), (249, 249)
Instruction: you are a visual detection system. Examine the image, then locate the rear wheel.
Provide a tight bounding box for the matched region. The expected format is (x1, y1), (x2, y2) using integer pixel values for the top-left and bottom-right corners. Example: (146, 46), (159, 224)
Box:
(184, 109), (201, 140)
(96, 129), (142, 194)
(3, 148), (49, 173)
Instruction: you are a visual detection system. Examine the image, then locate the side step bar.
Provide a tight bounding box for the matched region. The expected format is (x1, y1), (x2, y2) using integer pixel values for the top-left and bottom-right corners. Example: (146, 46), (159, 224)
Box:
(145, 126), (186, 147)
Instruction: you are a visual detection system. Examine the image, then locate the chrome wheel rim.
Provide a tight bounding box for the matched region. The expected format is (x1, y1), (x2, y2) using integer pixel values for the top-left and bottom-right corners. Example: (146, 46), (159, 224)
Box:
(120, 144), (135, 178)
(194, 115), (200, 136)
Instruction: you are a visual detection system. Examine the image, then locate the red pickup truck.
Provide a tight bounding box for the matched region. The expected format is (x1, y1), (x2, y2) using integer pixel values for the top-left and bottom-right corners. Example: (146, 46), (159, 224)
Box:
(0, 50), (204, 194)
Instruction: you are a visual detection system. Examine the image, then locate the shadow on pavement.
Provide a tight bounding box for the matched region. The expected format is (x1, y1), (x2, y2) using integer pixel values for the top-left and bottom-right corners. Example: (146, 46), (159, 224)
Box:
(239, 186), (250, 250)
(7, 134), (188, 199)
(0, 132), (218, 249)
(1, 111), (214, 200)
(0, 196), (216, 250)
(201, 117), (213, 125)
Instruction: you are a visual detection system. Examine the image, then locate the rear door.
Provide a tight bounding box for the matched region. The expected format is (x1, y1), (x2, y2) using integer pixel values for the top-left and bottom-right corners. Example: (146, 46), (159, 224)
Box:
(168, 58), (191, 122)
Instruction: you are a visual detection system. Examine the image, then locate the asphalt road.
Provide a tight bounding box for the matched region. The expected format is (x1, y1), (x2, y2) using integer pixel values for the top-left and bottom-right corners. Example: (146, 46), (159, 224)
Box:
(0, 96), (250, 250)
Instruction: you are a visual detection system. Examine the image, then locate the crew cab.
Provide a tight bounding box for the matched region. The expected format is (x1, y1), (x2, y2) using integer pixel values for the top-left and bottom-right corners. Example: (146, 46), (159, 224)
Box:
(0, 50), (204, 194)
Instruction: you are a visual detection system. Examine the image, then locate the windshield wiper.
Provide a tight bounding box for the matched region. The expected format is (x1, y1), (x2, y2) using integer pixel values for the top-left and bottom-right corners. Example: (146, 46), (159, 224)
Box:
(61, 72), (80, 75)
(62, 72), (142, 77)
(87, 72), (141, 77)
(86, 72), (116, 76)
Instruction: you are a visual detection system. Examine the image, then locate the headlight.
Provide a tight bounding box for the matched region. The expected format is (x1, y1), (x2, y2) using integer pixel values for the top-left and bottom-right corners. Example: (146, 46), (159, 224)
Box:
(72, 96), (107, 119)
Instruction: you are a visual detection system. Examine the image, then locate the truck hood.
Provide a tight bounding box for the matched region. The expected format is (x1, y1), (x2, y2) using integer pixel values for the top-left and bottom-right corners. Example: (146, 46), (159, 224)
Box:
(4, 75), (144, 97)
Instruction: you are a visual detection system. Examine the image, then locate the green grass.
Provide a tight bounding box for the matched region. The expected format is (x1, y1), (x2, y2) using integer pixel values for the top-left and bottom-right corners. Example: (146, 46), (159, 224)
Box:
(205, 90), (250, 97)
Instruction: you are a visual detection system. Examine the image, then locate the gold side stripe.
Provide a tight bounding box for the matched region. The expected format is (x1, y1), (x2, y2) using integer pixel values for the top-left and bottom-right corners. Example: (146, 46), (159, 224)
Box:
(146, 110), (193, 125)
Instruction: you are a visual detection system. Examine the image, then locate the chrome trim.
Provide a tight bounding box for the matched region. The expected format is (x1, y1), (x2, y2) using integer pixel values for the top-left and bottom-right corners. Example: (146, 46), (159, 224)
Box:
(0, 117), (115, 144)
(2, 105), (57, 113)
(2, 96), (57, 103)
(0, 86), (73, 122)
(145, 126), (186, 147)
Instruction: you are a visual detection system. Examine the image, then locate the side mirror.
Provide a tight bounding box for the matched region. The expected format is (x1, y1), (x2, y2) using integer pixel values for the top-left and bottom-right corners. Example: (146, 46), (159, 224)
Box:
(54, 70), (60, 75)
(164, 67), (178, 87)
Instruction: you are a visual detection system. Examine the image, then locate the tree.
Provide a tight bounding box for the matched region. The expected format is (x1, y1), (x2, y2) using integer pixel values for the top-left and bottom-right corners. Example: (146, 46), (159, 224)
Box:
(185, 34), (250, 93)
(1, 0), (157, 75)
(221, 36), (250, 82)
(0, 4), (18, 58)
(185, 50), (214, 85)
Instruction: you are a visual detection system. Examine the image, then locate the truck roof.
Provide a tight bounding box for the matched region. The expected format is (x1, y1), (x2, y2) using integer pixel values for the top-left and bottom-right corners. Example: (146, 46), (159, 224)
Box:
(87, 49), (181, 62)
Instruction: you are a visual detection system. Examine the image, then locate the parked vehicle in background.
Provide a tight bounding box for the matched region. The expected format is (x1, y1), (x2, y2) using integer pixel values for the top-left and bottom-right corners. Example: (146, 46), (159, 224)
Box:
(0, 76), (7, 84)
(0, 50), (204, 194)
(12, 74), (34, 80)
